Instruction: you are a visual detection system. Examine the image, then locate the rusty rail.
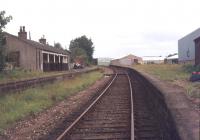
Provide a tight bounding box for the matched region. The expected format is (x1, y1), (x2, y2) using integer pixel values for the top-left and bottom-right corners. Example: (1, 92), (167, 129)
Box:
(56, 72), (134, 140)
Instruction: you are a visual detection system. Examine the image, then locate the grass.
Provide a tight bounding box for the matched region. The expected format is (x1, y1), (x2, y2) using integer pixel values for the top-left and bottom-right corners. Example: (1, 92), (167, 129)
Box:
(0, 68), (62, 84)
(0, 66), (98, 84)
(0, 70), (103, 133)
(133, 64), (200, 98)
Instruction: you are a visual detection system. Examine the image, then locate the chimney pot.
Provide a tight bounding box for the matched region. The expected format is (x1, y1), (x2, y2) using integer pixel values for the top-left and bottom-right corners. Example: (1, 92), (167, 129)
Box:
(20, 26), (22, 32)
(23, 26), (25, 32)
(39, 36), (46, 45)
(18, 26), (27, 40)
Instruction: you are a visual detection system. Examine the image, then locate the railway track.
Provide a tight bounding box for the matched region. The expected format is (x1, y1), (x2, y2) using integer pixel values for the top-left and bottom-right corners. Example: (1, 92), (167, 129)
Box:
(56, 70), (133, 140)
(50, 67), (179, 140)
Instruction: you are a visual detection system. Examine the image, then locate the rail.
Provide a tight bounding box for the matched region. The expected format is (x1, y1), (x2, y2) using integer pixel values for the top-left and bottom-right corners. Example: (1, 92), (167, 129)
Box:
(56, 73), (117, 140)
(127, 73), (134, 140)
(56, 72), (134, 140)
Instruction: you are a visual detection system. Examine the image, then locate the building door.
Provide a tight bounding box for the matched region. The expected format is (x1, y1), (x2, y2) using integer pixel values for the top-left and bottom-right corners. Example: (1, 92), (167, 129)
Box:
(43, 53), (49, 72)
(195, 38), (200, 65)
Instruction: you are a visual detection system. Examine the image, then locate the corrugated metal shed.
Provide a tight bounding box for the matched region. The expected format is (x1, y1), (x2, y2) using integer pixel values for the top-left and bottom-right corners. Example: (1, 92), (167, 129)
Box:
(178, 28), (200, 63)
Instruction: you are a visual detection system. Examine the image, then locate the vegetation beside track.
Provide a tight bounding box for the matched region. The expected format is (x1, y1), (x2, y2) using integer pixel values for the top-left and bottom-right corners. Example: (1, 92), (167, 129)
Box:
(0, 70), (103, 133)
(133, 64), (200, 99)
(0, 66), (97, 84)
(0, 68), (64, 84)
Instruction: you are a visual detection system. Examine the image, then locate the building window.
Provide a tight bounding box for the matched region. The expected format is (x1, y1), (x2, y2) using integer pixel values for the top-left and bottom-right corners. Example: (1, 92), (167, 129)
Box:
(6, 51), (20, 67)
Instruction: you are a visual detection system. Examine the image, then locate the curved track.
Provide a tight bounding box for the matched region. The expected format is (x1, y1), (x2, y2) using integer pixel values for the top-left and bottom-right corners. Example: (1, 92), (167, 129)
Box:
(56, 70), (134, 140)
(51, 66), (180, 140)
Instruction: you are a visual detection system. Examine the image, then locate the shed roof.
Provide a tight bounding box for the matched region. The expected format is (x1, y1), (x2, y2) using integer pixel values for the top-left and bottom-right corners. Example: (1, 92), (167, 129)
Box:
(179, 28), (200, 42)
(167, 54), (178, 59)
(120, 54), (143, 61)
(4, 32), (70, 55)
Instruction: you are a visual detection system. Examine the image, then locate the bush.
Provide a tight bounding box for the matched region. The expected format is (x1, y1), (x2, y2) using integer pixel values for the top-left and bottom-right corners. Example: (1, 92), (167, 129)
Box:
(0, 42), (6, 71)
(182, 64), (200, 73)
(0, 11), (12, 71)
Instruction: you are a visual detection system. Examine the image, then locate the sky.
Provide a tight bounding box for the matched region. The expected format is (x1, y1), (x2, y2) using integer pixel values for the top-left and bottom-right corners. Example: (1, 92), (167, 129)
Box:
(1, 0), (200, 59)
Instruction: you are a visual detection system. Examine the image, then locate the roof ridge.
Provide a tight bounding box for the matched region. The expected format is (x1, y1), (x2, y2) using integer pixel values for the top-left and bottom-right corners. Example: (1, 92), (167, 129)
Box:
(4, 32), (69, 55)
(120, 54), (142, 59)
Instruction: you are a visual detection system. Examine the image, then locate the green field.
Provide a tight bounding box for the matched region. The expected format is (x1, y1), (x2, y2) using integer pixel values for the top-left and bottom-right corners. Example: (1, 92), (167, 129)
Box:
(0, 71), (103, 133)
(133, 64), (200, 98)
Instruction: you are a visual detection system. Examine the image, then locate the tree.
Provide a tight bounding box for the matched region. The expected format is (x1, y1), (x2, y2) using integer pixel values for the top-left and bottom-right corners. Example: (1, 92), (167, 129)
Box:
(0, 11), (12, 71)
(70, 47), (88, 64)
(54, 42), (63, 50)
(69, 35), (94, 63)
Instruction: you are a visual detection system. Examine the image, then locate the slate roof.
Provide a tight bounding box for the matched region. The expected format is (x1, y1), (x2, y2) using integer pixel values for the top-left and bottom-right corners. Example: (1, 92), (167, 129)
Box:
(4, 32), (70, 55)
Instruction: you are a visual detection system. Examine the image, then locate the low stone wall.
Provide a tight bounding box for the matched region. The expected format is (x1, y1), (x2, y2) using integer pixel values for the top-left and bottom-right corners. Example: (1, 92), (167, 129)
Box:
(0, 67), (99, 95)
(113, 64), (199, 140)
(136, 70), (199, 140)
(129, 68), (180, 139)
(111, 64), (199, 140)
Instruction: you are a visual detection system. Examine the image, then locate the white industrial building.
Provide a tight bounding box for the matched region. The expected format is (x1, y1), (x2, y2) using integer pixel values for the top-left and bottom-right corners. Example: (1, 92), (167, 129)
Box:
(110, 54), (143, 66)
(164, 54), (178, 64)
(142, 56), (165, 64)
(97, 58), (113, 66)
(178, 28), (200, 64)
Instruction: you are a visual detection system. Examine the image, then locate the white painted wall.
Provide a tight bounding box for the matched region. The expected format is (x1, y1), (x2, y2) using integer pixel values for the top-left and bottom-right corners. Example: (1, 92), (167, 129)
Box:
(178, 28), (200, 62)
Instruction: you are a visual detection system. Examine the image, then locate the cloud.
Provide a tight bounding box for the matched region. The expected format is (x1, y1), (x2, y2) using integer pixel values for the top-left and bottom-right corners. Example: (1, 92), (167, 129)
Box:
(1, 0), (200, 59)
(143, 32), (181, 43)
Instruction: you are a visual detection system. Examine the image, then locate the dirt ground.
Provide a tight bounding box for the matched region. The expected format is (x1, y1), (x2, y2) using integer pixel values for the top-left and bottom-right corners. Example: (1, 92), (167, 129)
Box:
(0, 67), (113, 140)
(173, 80), (200, 109)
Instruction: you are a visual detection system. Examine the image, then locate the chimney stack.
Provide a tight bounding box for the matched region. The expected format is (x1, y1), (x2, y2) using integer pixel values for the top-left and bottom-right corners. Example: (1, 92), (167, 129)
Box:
(39, 35), (46, 45)
(20, 26), (22, 32)
(18, 26), (27, 40)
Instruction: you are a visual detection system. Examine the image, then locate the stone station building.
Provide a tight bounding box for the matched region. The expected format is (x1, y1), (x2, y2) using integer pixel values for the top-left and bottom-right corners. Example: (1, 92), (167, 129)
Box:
(3, 26), (70, 72)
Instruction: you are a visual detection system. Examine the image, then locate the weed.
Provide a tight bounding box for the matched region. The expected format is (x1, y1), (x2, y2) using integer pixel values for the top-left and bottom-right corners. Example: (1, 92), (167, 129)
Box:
(0, 68), (69, 84)
(133, 64), (200, 98)
(0, 71), (103, 131)
(50, 95), (57, 101)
